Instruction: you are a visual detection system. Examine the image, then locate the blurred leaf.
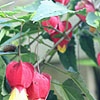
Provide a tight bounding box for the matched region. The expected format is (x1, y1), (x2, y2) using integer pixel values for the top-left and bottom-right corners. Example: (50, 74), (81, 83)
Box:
(15, 21), (43, 34)
(0, 14), (31, 24)
(14, 52), (37, 64)
(32, 0), (86, 21)
(58, 37), (77, 72)
(42, 32), (51, 40)
(0, 10), (20, 18)
(0, 29), (7, 42)
(69, 72), (95, 100)
(53, 79), (84, 100)
(53, 34), (63, 38)
(86, 12), (100, 28)
(16, 0), (41, 12)
(0, 52), (17, 56)
(1, 77), (11, 96)
(0, 29), (30, 47)
(79, 34), (98, 66)
(0, 1), (14, 9)
(47, 90), (58, 100)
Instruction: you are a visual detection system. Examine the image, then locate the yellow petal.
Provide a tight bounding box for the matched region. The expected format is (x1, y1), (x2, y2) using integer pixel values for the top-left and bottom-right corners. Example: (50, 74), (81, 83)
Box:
(9, 88), (28, 100)
(57, 45), (66, 53)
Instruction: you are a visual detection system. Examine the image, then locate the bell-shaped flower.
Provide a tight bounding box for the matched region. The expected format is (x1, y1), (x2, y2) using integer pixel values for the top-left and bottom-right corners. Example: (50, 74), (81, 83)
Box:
(97, 53), (100, 66)
(54, 0), (70, 5)
(75, 0), (95, 22)
(6, 60), (34, 100)
(50, 21), (72, 53)
(41, 16), (60, 34)
(27, 72), (51, 100)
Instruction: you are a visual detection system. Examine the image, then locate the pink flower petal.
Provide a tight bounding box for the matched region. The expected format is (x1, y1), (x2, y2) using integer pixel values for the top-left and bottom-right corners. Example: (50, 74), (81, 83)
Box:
(6, 60), (34, 90)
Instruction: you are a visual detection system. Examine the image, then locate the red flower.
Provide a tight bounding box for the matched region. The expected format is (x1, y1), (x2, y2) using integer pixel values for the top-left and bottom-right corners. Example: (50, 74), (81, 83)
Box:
(97, 53), (100, 66)
(50, 21), (72, 53)
(54, 0), (70, 5)
(27, 72), (51, 100)
(42, 17), (72, 53)
(6, 60), (34, 100)
(41, 16), (60, 34)
(75, 0), (95, 22)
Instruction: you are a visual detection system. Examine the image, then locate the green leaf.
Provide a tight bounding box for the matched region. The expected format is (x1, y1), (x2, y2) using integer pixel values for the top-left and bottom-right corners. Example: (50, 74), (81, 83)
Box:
(47, 90), (58, 100)
(1, 77), (11, 96)
(16, 0), (41, 12)
(0, 29), (7, 42)
(86, 12), (100, 28)
(79, 34), (98, 65)
(0, 10), (20, 18)
(63, 79), (84, 100)
(53, 34), (63, 38)
(15, 21), (43, 34)
(32, 0), (86, 21)
(0, 29), (30, 47)
(58, 37), (78, 72)
(0, 14), (31, 24)
(69, 72), (95, 100)
(0, 52), (17, 56)
(53, 79), (84, 100)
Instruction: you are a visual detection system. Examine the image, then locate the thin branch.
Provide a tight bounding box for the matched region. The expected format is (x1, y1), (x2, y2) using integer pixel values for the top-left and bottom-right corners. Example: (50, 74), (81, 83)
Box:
(34, 20), (82, 67)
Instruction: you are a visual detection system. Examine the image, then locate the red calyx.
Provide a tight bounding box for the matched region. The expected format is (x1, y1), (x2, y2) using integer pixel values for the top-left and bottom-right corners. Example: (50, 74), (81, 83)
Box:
(50, 21), (72, 48)
(75, 0), (95, 22)
(97, 53), (100, 66)
(41, 16), (60, 34)
(54, 0), (70, 5)
(27, 72), (51, 100)
(6, 60), (34, 92)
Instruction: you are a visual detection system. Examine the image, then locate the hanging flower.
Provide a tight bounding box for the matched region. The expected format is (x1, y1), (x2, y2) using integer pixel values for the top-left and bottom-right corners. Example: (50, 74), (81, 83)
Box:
(41, 16), (60, 34)
(97, 53), (100, 66)
(27, 72), (51, 100)
(75, 0), (95, 22)
(6, 60), (34, 100)
(41, 17), (72, 53)
(50, 21), (72, 53)
(54, 0), (70, 5)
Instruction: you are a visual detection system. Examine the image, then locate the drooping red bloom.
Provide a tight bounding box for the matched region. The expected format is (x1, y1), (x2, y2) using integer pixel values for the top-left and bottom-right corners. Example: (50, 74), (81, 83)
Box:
(6, 60), (34, 100)
(27, 72), (51, 100)
(75, 0), (95, 22)
(97, 53), (100, 66)
(50, 21), (72, 53)
(54, 0), (70, 5)
(42, 16), (72, 53)
(41, 16), (60, 34)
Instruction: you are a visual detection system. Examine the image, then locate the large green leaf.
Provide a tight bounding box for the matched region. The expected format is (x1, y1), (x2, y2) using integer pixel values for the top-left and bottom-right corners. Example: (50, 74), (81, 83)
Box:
(79, 34), (98, 65)
(58, 37), (77, 72)
(86, 12), (100, 28)
(32, 0), (86, 21)
(53, 79), (84, 100)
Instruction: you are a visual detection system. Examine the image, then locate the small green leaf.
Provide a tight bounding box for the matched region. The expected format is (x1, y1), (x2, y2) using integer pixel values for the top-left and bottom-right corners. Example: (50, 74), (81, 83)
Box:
(79, 34), (98, 65)
(58, 37), (78, 72)
(0, 29), (7, 42)
(86, 12), (100, 28)
(53, 34), (63, 38)
(47, 90), (58, 100)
